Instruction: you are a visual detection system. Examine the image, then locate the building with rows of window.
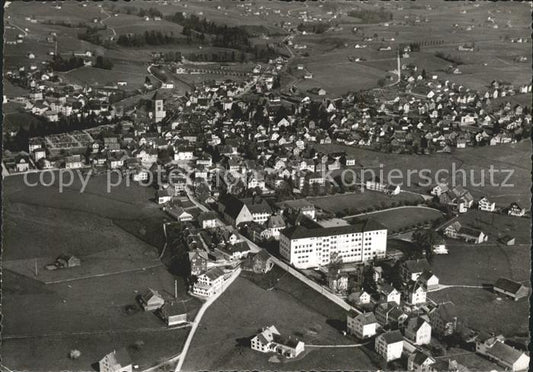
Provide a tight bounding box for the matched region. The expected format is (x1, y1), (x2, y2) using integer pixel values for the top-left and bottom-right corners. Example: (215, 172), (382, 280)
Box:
(279, 218), (387, 269)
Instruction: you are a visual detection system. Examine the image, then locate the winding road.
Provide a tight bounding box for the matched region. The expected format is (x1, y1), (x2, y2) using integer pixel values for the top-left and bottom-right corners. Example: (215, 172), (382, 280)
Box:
(174, 267), (242, 372)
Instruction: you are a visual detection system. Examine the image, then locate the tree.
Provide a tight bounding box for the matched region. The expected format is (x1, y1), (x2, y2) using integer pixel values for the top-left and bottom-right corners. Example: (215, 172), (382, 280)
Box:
(69, 350), (81, 360)
(412, 228), (440, 259)
(362, 265), (378, 295)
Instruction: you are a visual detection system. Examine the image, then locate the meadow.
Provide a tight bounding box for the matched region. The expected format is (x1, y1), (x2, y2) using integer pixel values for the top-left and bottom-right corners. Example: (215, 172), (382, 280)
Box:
(313, 139), (532, 207)
(349, 206), (444, 232)
(182, 267), (381, 371)
(309, 191), (423, 216)
(2, 174), (201, 371)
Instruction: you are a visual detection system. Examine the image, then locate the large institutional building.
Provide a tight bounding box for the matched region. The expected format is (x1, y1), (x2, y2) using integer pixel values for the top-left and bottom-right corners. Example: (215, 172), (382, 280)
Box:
(279, 218), (387, 269)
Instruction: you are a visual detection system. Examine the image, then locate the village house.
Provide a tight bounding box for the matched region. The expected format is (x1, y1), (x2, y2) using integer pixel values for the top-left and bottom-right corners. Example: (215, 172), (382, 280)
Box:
(217, 240), (252, 260)
(192, 267), (225, 297)
(404, 317), (432, 345)
(407, 350), (436, 372)
(507, 202), (526, 217)
(262, 214), (286, 240)
(493, 278), (529, 301)
(375, 330), (404, 362)
(418, 271), (440, 290)
(478, 196), (496, 212)
(401, 258), (431, 282)
(65, 155), (84, 169)
(380, 284), (401, 305)
(429, 303), (457, 336)
(347, 311), (378, 339)
(407, 281), (427, 305)
(438, 186), (474, 213)
(365, 180), (401, 195)
(248, 249), (274, 273)
(188, 249), (208, 276)
(157, 188), (173, 205)
(197, 211), (220, 229)
(349, 290), (372, 305)
(375, 302), (408, 328)
(251, 325), (305, 358)
(443, 221), (488, 244)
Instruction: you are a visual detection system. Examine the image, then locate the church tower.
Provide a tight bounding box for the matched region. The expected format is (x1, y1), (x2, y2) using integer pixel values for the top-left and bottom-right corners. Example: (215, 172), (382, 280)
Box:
(152, 91), (166, 123)
(397, 50), (401, 81)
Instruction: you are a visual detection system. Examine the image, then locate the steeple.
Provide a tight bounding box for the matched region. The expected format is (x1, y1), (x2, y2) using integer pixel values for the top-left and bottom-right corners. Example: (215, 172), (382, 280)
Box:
(397, 49), (401, 80)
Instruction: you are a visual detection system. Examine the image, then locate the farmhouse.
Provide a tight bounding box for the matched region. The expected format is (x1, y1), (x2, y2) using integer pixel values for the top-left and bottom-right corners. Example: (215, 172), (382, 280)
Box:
(443, 221), (488, 244)
(56, 254), (81, 268)
(493, 278), (529, 301)
(139, 289), (165, 311)
(156, 302), (188, 327)
(251, 325), (305, 358)
(499, 235), (516, 246)
(476, 334), (530, 371)
(99, 349), (132, 372)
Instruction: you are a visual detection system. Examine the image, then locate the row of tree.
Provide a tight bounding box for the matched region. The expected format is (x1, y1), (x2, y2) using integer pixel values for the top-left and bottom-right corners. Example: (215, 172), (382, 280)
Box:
(117, 31), (184, 47)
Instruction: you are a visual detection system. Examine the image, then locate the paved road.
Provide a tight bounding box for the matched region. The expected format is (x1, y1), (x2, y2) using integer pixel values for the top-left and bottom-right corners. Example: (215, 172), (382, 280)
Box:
(238, 233), (356, 313)
(148, 64), (165, 84)
(175, 267), (241, 372)
(183, 190), (357, 314)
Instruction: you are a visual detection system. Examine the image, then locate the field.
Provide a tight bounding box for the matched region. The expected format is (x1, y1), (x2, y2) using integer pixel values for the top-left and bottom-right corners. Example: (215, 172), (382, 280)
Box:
(276, 0), (531, 95)
(313, 139), (532, 207)
(60, 63), (150, 92)
(2, 174), (201, 370)
(182, 266), (381, 371)
(309, 191), (424, 216)
(427, 211), (530, 338)
(5, 1), (530, 100)
(349, 206), (444, 231)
